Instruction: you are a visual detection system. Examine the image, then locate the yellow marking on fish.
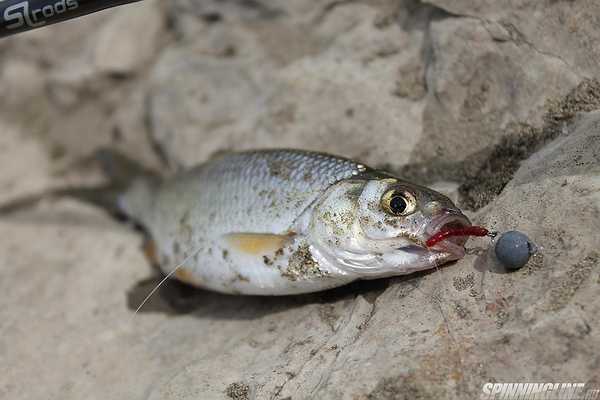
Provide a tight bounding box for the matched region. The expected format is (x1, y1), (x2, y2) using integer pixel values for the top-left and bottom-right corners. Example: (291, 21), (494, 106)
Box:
(142, 238), (159, 266)
(174, 267), (204, 287)
(224, 233), (293, 255)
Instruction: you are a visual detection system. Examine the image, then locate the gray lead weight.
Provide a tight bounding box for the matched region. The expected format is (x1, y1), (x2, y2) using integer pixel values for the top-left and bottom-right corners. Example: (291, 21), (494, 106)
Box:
(494, 230), (536, 270)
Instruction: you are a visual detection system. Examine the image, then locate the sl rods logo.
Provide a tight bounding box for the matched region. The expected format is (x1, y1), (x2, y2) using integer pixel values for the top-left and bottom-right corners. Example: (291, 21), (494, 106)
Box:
(4, 0), (79, 29)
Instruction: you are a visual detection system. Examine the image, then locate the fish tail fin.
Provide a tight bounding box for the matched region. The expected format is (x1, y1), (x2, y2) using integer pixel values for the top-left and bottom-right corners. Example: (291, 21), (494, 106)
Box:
(95, 148), (160, 221)
(95, 148), (158, 189)
(0, 148), (160, 223)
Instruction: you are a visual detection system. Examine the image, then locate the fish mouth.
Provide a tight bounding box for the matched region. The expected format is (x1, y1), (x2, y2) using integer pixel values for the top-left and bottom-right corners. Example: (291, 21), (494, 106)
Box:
(424, 212), (472, 260)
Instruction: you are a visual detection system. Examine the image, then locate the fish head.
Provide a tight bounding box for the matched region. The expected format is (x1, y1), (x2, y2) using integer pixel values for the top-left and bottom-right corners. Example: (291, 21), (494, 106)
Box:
(308, 174), (471, 278)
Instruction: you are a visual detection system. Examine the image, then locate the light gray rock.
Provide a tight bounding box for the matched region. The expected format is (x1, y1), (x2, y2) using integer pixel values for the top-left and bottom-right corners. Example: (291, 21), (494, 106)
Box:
(1, 1), (600, 399)
(0, 0), (169, 167)
(147, 0), (427, 169)
(413, 11), (581, 167)
(94, 0), (165, 75)
(423, 0), (600, 76)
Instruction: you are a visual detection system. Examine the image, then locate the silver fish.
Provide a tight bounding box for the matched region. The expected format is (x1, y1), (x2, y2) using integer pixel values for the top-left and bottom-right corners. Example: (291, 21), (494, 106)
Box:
(119, 149), (471, 295)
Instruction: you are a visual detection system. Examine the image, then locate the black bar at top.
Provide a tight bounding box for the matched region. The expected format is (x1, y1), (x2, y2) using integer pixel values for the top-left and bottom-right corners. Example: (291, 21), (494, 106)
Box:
(0, 0), (143, 38)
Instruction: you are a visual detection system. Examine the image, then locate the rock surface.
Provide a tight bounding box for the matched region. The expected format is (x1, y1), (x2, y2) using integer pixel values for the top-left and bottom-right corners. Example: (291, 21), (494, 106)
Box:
(1, 1), (599, 399)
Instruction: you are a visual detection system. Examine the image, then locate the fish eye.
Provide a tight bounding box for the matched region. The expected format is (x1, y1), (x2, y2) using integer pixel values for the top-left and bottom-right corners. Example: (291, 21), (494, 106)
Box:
(381, 189), (417, 216)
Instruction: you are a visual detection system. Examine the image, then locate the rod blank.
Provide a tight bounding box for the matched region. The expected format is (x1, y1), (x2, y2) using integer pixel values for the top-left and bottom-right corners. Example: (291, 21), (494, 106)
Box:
(0, 0), (143, 38)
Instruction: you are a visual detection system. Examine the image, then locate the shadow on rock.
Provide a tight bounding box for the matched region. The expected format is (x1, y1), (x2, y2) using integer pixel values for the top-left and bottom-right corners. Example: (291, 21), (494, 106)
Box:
(125, 269), (438, 320)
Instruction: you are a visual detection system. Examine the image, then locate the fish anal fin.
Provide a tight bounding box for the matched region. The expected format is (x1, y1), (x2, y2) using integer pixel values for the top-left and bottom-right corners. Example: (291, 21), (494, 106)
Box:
(223, 233), (294, 255)
(142, 238), (160, 266)
(174, 267), (204, 287)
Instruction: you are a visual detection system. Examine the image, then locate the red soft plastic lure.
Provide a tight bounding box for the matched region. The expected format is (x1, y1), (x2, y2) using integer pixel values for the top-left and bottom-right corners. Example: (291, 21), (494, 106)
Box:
(426, 226), (489, 247)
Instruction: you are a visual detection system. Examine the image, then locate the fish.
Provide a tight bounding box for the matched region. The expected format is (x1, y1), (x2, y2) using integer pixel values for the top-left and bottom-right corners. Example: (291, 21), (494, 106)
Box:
(117, 149), (472, 295)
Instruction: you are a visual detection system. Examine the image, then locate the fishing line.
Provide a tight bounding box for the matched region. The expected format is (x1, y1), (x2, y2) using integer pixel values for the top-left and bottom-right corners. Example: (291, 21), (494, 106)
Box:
(133, 244), (203, 315)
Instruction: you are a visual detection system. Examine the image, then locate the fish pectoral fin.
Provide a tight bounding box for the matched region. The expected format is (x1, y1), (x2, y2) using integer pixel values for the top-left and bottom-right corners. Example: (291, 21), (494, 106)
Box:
(223, 233), (294, 255)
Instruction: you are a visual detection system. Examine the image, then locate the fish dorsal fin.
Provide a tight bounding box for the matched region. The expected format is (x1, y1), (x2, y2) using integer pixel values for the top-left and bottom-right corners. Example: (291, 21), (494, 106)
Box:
(223, 233), (294, 255)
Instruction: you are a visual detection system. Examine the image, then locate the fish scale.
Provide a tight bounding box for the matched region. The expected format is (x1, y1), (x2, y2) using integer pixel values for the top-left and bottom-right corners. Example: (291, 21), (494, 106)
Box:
(141, 150), (366, 237)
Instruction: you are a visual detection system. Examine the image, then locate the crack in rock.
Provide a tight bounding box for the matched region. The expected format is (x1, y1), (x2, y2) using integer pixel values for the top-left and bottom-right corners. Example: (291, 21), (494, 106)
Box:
(272, 295), (376, 399)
